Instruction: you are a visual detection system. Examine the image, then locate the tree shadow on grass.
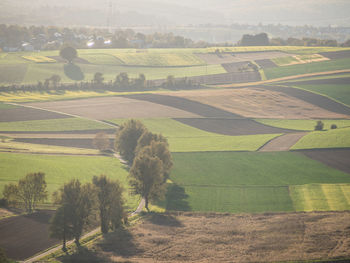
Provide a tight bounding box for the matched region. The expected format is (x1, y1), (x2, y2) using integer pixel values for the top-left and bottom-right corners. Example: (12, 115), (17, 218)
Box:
(165, 184), (191, 212)
(58, 246), (109, 263)
(146, 212), (183, 227)
(97, 227), (143, 257)
(64, 63), (85, 81)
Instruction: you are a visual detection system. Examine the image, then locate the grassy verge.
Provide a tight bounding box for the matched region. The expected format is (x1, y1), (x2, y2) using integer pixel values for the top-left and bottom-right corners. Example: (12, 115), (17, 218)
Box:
(0, 118), (111, 132)
(0, 152), (138, 209)
(291, 127), (350, 149)
(255, 119), (350, 131)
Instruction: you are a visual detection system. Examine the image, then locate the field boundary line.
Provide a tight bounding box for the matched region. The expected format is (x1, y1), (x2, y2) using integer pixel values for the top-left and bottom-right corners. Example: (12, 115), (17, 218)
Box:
(7, 102), (118, 129)
(212, 69), (350, 88)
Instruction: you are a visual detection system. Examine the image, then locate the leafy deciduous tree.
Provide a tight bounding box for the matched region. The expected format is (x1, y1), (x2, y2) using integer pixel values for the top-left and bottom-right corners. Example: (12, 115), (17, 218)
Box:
(93, 175), (125, 233)
(129, 152), (164, 211)
(59, 45), (77, 63)
(2, 172), (48, 213)
(115, 119), (147, 164)
(50, 179), (96, 246)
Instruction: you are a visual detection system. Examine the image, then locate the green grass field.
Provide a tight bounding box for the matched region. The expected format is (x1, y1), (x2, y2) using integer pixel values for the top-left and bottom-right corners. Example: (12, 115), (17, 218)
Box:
(265, 58), (350, 79)
(255, 119), (350, 131)
(169, 185), (295, 213)
(0, 152), (138, 210)
(165, 152), (350, 213)
(17, 62), (225, 85)
(109, 118), (280, 152)
(1, 47), (350, 85)
(291, 127), (350, 149)
(0, 117), (112, 132)
(292, 84), (350, 107)
(290, 184), (350, 211)
(171, 152), (350, 186)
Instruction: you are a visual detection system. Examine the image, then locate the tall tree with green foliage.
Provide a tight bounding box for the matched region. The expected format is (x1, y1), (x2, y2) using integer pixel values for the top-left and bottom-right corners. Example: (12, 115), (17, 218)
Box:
(2, 172), (47, 213)
(129, 150), (164, 211)
(59, 45), (77, 63)
(115, 119), (147, 164)
(92, 175), (125, 234)
(136, 132), (172, 181)
(51, 179), (96, 246)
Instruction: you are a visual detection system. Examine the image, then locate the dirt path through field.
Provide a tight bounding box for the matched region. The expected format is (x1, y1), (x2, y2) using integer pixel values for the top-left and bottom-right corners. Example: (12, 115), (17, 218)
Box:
(259, 132), (308, 152)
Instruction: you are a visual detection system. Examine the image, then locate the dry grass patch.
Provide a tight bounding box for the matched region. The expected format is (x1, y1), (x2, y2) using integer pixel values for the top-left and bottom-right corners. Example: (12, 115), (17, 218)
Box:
(165, 88), (349, 119)
(89, 211), (350, 262)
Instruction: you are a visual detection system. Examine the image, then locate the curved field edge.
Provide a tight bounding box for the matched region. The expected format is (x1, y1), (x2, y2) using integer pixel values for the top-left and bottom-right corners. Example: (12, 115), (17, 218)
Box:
(291, 127), (350, 150)
(109, 118), (281, 152)
(255, 119), (350, 131)
(0, 152), (138, 210)
(289, 84), (350, 108)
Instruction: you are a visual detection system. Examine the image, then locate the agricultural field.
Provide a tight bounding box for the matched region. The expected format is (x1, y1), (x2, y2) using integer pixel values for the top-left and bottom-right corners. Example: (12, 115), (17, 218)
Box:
(163, 87), (349, 119)
(109, 118), (282, 152)
(264, 57), (350, 79)
(167, 151), (350, 213)
(0, 46), (349, 86)
(255, 119), (350, 131)
(0, 117), (111, 131)
(69, 211), (350, 263)
(0, 152), (138, 209)
(291, 83), (350, 107)
(1, 45), (350, 262)
(272, 54), (329, 66)
(291, 127), (350, 149)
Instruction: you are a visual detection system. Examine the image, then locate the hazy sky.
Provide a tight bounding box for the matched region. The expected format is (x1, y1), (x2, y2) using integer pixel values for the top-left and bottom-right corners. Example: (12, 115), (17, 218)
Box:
(1, 0), (350, 27)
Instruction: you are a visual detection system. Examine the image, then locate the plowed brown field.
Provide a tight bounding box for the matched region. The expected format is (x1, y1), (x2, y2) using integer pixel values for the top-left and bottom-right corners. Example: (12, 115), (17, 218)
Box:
(26, 96), (200, 120)
(164, 88), (349, 119)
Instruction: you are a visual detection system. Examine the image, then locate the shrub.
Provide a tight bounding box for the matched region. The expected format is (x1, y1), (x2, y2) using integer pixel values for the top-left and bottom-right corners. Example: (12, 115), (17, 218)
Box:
(314, 121), (324, 131)
(331, 124), (337, 129)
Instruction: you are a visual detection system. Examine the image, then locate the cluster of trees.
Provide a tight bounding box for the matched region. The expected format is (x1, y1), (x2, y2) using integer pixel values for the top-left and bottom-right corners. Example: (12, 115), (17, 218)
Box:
(115, 120), (172, 211)
(50, 176), (125, 250)
(237, 32), (346, 47)
(2, 172), (126, 250)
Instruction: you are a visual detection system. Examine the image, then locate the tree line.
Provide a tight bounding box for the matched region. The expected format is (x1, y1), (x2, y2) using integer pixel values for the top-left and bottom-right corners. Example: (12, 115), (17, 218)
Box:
(237, 32), (348, 47)
(1, 119), (172, 251)
(0, 24), (211, 51)
(0, 72), (200, 93)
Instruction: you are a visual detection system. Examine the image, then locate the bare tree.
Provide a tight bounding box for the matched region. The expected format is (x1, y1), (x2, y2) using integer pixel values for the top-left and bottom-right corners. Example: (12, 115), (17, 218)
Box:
(93, 132), (110, 152)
